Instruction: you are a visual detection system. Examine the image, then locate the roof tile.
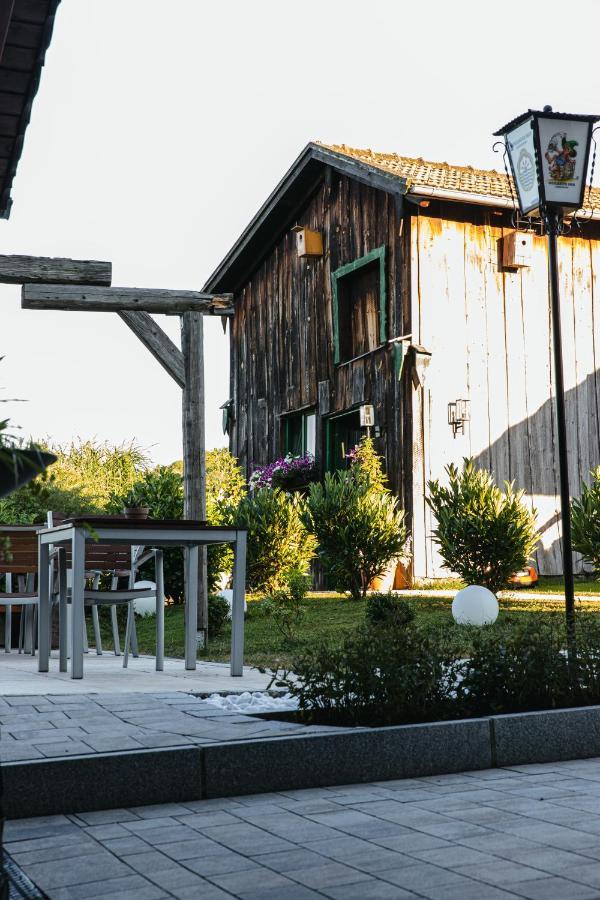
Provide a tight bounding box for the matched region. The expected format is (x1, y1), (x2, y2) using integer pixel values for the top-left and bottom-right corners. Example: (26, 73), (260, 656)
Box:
(319, 142), (600, 209)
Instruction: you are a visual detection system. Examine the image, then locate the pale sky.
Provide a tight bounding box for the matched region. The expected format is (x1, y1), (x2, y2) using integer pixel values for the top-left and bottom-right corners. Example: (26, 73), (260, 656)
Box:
(2, 0), (599, 464)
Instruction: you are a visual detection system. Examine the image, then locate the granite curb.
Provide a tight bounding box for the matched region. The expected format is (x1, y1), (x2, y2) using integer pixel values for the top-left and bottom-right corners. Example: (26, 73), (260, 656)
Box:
(5, 705), (600, 818)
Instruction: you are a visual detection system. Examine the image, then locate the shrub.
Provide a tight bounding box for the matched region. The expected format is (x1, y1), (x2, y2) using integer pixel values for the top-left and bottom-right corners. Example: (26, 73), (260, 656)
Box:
(572, 467), (600, 574)
(365, 592), (415, 628)
(109, 465), (185, 601)
(281, 610), (600, 727)
(262, 569), (310, 643)
(208, 593), (230, 636)
(347, 436), (388, 492)
(455, 613), (600, 716)
(205, 449), (246, 590)
(231, 488), (317, 593)
(0, 438), (149, 524)
(285, 616), (457, 726)
(305, 471), (408, 602)
(427, 459), (538, 595)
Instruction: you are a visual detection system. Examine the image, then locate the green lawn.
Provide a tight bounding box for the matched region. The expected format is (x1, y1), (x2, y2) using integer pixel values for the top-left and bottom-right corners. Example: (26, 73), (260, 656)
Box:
(413, 576), (600, 595)
(112, 592), (600, 670)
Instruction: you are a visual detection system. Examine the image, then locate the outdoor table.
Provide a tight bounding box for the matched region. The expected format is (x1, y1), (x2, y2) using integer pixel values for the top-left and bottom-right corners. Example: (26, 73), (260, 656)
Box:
(37, 517), (247, 680)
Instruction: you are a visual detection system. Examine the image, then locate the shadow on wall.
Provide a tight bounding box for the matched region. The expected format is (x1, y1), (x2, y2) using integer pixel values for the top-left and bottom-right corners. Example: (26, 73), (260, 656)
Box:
(472, 369), (600, 576)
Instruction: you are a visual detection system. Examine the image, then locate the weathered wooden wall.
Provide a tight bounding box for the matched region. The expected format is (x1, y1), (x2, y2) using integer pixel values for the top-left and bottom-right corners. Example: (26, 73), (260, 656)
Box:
(230, 170), (410, 504)
(411, 203), (600, 577)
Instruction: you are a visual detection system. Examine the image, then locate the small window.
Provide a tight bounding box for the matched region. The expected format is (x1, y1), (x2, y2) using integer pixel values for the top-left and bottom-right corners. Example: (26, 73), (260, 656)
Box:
(325, 410), (362, 472)
(283, 410), (316, 457)
(332, 247), (386, 364)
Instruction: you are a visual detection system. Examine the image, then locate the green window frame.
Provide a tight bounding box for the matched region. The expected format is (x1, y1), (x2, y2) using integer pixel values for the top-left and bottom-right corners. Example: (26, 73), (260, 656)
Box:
(331, 245), (387, 365)
(283, 409), (316, 457)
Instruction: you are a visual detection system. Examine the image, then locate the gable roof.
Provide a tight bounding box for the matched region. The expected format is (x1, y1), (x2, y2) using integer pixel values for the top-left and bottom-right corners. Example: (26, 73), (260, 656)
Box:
(321, 142), (600, 210)
(0, 0), (61, 219)
(204, 141), (600, 294)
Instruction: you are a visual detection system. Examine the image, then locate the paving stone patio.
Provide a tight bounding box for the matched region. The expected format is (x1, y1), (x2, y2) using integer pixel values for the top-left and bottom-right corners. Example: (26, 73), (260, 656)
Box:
(7, 756), (600, 898)
(0, 691), (340, 763)
(0, 651), (275, 696)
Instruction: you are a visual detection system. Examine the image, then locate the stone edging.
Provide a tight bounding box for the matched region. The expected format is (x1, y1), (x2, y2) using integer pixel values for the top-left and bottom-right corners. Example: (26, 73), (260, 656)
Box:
(5, 704), (600, 818)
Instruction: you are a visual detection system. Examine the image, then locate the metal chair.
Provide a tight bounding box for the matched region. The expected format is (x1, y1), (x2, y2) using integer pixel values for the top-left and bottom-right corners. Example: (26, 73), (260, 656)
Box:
(47, 513), (164, 667)
(0, 525), (42, 655)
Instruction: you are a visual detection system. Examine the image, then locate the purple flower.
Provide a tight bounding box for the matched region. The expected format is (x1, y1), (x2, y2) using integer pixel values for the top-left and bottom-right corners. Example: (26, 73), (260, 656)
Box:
(249, 453), (315, 490)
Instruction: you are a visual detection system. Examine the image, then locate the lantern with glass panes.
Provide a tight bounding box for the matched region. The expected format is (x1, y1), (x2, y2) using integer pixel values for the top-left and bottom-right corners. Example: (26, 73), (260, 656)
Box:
(494, 107), (600, 643)
(494, 107), (599, 216)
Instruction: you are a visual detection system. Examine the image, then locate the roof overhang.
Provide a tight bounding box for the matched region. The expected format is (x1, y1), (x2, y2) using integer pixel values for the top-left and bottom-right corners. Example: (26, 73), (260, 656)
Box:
(0, 0), (61, 219)
(203, 142), (408, 294)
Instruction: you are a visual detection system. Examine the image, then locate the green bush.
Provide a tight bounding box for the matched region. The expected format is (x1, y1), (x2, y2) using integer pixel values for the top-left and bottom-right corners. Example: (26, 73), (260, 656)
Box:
(0, 438), (148, 524)
(208, 592), (230, 636)
(365, 592), (415, 628)
(305, 471), (408, 602)
(572, 467), (600, 574)
(262, 569), (310, 643)
(286, 616), (457, 726)
(455, 614), (600, 716)
(231, 488), (317, 593)
(109, 465), (186, 601)
(281, 610), (600, 726)
(205, 449), (246, 590)
(348, 436), (388, 492)
(427, 459), (539, 595)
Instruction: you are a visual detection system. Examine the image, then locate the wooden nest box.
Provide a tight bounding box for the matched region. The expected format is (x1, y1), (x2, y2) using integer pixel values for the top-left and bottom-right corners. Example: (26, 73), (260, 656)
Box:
(501, 231), (533, 269)
(292, 226), (323, 258)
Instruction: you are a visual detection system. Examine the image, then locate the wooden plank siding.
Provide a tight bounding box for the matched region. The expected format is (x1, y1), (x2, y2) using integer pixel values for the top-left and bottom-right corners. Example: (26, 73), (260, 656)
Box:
(412, 203), (600, 576)
(230, 173), (600, 579)
(230, 171), (408, 499)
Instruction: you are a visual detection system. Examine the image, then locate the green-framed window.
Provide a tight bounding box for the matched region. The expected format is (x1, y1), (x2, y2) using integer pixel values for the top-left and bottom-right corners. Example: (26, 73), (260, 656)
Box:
(324, 409), (363, 472)
(332, 246), (387, 364)
(283, 409), (316, 457)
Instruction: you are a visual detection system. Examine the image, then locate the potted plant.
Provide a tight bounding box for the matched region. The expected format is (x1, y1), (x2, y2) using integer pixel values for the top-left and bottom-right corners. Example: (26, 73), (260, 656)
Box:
(249, 454), (316, 493)
(122, 487), (150, 519)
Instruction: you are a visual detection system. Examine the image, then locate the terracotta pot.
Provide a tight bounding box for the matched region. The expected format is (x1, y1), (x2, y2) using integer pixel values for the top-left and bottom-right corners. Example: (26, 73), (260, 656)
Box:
(124, 507), (150, 520)
(370, 561), (411, 591)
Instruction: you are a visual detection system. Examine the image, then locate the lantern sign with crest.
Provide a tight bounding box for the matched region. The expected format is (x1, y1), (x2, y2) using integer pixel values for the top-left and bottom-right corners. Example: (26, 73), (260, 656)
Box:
(494, 106), (600, 646)
(495, 108), (599, 216)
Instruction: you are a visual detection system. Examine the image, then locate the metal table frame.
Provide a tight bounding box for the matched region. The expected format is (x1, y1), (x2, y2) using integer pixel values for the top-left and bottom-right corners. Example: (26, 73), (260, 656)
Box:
(37, 521), (247, 679)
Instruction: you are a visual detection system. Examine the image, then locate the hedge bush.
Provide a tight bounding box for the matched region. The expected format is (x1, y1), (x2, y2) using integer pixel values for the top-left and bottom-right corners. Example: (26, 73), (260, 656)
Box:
(283, 610), (600, 727)
(305, 471), (408, 601)
(572, 467), (600, 574)
(427, 459), (538, 594)
(231, 487), (317, 593)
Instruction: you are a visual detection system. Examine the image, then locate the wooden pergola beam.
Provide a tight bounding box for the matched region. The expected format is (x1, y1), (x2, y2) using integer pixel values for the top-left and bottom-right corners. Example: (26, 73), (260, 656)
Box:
(0, 255), (112, 286)
(118, 311), (185, 389)
(21, 284), (234, 314)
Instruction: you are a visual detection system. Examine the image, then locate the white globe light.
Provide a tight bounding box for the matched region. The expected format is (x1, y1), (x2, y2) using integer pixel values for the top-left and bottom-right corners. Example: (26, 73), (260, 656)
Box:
(452, 585), (499, 626)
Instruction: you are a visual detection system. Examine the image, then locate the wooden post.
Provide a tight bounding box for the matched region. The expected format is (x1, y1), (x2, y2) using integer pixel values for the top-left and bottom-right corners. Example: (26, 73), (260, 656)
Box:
(181, 311), (208, 643)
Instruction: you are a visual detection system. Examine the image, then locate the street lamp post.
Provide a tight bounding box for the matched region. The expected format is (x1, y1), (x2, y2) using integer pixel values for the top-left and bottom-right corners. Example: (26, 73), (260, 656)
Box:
(494, 107), (600, 636)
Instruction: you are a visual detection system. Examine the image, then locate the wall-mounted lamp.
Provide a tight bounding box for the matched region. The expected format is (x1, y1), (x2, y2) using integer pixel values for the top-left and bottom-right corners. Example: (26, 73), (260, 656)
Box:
(448, 399), (470, 437)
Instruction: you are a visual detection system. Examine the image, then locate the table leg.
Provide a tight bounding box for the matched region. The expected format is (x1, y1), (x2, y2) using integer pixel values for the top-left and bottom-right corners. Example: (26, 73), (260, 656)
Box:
(37, 540), (50, 672)
(185, 545), (198, 670)
(230, 530), (246, 677)
(58, 548), (68, 673)
(155, 549), (164, 671)
(70, 528), (85, 679)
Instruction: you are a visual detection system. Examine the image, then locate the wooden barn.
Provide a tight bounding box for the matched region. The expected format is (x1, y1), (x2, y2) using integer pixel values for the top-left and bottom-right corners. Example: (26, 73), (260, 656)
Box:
(204, 142), (600, 578)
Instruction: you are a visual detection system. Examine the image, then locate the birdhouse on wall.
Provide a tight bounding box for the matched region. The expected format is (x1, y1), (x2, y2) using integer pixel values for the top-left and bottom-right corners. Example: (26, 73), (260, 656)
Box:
(292, 226), (323, 258)
(501, 231), (533, 269)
